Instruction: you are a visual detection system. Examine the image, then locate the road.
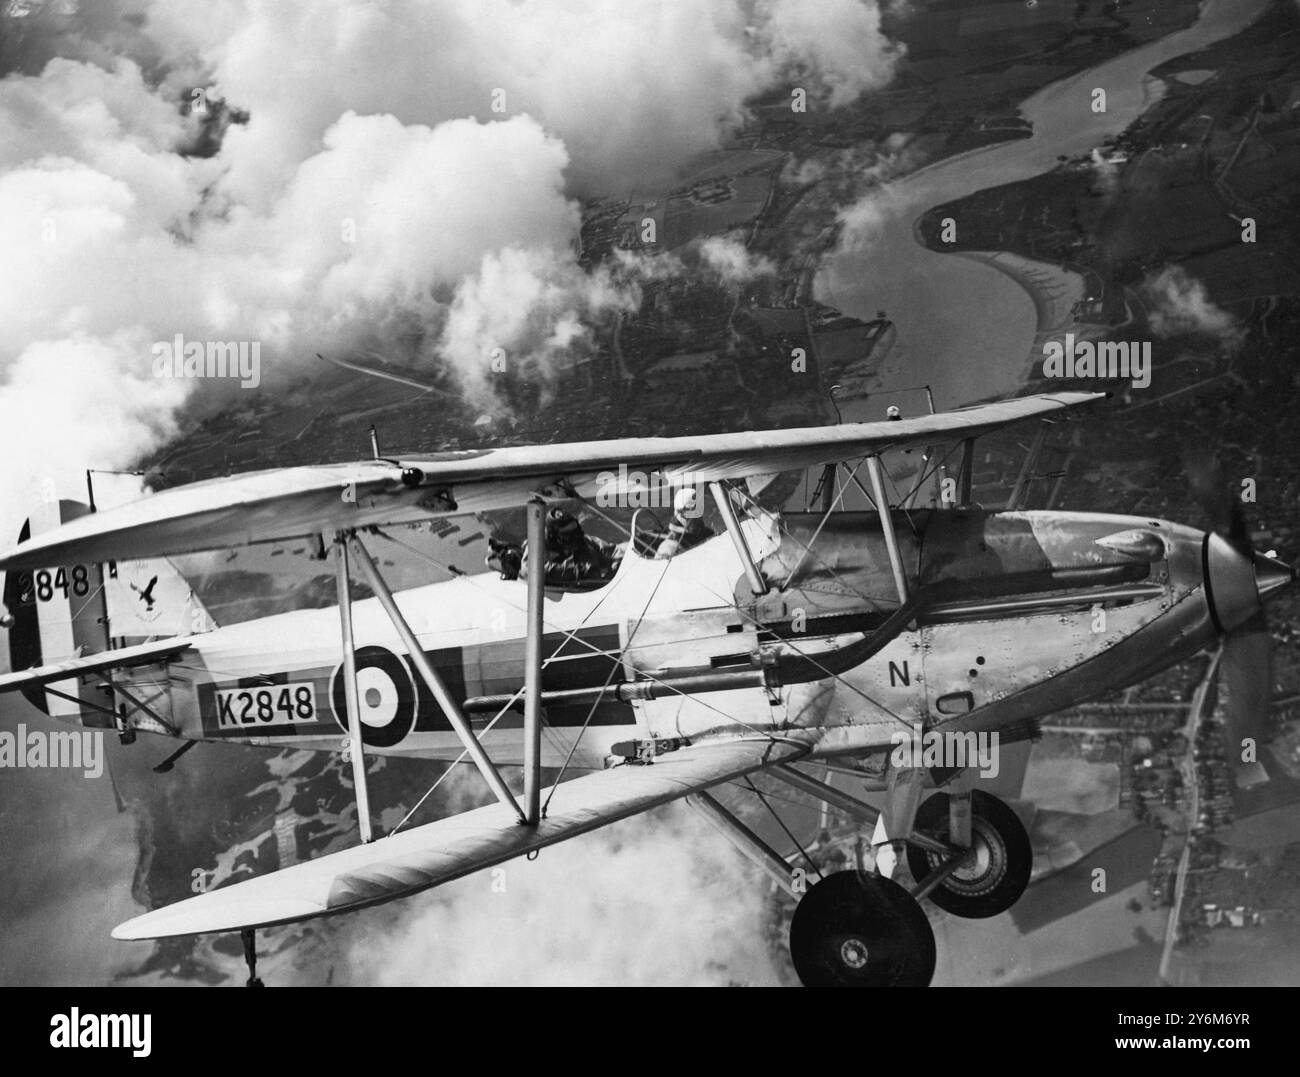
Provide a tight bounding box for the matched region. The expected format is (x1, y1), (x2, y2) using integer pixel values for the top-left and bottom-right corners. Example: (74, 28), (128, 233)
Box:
(1158, 646), (1221, 983)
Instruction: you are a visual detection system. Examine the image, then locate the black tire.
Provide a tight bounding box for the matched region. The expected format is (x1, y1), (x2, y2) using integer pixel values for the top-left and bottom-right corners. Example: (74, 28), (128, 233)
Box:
(789, 871), (936, 987)
(906, 790), (1031, 919)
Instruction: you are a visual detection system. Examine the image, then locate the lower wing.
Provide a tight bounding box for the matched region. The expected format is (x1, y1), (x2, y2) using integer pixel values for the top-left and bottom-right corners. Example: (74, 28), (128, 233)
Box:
(113, 732), (818, 940)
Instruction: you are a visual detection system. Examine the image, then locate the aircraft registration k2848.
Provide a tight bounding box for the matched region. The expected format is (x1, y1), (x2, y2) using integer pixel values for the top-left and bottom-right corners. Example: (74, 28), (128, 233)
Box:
(0, 390), (1292, 987)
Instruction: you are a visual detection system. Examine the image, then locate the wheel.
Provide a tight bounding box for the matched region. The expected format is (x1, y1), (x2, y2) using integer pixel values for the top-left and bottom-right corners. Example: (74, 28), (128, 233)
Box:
(789, 871), (936, 987)
(905, 790), (1031, 919)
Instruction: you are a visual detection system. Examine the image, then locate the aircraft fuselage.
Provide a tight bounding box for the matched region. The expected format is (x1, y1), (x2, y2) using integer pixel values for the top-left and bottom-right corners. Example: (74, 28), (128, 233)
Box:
(85, 506), (1260, 773)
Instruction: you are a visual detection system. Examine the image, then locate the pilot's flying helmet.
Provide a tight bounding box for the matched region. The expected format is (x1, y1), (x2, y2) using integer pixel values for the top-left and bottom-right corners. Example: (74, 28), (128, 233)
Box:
(546, 508), (584, 549)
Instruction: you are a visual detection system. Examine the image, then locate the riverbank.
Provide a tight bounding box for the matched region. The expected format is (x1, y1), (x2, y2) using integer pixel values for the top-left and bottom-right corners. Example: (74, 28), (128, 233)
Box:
(955, 250), (1089, 391)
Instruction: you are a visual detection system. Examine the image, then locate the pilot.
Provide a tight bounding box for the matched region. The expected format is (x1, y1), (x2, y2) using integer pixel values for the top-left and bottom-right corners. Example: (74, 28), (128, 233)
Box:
(655, 487), (712, 559)
(537, 508), (621, 586)
(488, 510), (621, 585)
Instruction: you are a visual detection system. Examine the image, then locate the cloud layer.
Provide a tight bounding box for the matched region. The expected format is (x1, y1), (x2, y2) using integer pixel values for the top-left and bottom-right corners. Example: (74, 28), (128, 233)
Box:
(0, 0), (902, 526)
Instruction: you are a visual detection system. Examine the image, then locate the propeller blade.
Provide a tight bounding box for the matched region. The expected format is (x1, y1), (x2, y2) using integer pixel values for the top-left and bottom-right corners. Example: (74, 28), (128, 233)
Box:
(1220, 611), (1272, 789)
(1182, 443), (1253, 555)
(1227, 500), (1253, 558)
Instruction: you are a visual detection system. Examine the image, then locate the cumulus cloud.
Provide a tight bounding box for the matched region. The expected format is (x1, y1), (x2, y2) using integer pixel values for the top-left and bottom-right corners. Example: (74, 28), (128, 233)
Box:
(1142, 265), (1242, 345)
(0, 1), (903, 492)
(0, 58), (205, 532)
(440, 246), (639, 405)
(0, 0), (168, 79)
(758, 0), (903, 109)
(698, 234), (776, 283)
(229, 111), (580, 324)
(835, 183), (911, 253)
(816, 134), (924, 257)
(0, 67), (581, 516)
(1088, 148), (1121, 202)
(438, 232), (777, 405)
(141, 0), (899, 203)
(0, 335), (187, 511)
(340, 805), (784, 987)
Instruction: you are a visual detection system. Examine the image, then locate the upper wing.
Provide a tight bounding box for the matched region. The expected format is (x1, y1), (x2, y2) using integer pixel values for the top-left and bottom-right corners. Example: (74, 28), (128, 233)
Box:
(0, 636), (191, 693)
(1, 392), (1102, 571)
(112, 733), (815, 939)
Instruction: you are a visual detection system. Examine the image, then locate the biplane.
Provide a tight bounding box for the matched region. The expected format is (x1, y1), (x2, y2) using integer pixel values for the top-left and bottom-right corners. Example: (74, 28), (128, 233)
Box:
(0, 389), (1291, 986)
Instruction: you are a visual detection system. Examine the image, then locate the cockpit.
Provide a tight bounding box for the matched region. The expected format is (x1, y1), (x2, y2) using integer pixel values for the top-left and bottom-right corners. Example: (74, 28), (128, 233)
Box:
(741, 508), (1160, 614)
(484, 490), (715, 593)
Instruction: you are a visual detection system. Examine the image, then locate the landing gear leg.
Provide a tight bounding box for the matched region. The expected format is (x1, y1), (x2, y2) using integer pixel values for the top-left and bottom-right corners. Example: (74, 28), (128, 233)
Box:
(702, 764), (939, 986)
(241, 928), (264, 988)
(116, 707), (136, 746)
(872, 764), (923, 878)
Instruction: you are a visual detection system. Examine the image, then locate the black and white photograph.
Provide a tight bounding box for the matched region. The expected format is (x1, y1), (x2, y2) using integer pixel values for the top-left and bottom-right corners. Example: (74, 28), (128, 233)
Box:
(1, 0), (1297, 1008)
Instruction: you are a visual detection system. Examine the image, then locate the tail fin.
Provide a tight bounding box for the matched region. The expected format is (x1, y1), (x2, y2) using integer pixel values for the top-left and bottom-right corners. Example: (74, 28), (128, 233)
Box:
(102, 555), (216, 644)
(3, 473), (215, 723)
(93, 471), (217, 648)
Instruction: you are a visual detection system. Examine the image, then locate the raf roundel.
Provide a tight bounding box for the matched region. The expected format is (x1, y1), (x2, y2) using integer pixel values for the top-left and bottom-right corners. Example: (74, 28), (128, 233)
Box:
(330, 645), (417, 748)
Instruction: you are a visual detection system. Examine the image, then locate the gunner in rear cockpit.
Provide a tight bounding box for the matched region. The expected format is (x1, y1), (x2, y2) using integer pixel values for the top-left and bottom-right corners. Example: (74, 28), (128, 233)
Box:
(654, 487), (712, 559)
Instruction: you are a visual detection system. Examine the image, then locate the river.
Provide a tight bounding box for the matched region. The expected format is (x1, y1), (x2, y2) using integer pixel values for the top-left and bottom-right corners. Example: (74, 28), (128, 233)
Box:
(817, 0), (1272, 424)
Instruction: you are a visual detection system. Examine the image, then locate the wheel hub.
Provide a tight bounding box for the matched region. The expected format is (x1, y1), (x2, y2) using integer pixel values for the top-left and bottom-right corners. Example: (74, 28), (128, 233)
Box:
(950, 831), (994, 882)
(930, 819), (1004, 896)
(839, 937), (870, 969)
